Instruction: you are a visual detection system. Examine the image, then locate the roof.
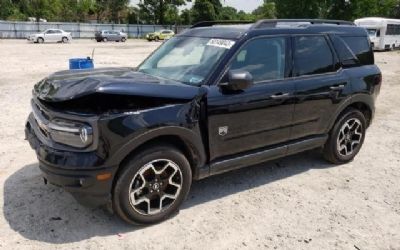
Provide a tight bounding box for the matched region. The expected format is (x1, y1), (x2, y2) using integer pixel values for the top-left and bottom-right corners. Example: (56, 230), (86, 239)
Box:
(178, 19), (368, 39)
(355, 17), (400, 25)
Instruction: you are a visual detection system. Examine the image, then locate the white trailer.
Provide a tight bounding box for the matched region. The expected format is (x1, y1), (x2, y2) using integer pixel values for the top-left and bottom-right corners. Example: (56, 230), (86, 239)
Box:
(355, 17), (400, 51)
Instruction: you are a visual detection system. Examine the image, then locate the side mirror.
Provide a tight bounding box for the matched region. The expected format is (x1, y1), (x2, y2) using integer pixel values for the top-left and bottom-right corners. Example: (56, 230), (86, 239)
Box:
(220, 70), (253, 91)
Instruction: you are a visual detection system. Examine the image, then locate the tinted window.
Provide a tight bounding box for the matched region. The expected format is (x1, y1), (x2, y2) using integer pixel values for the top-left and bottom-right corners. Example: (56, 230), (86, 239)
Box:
(386, 24), (400, 35)
(228, 37), (286, 82)
(340, 36), (373, 65)
(330, 35), (358, 67)
(294, 36), (334, 76)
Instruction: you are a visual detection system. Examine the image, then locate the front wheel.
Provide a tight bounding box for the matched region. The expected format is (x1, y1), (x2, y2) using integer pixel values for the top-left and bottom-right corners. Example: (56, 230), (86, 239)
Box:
(113, 145), (192, 225)
(121, 37), (126, 42)
(323, 109), (366, 164)
(62, 37), (69, 43)
(37, 37), (44, 43)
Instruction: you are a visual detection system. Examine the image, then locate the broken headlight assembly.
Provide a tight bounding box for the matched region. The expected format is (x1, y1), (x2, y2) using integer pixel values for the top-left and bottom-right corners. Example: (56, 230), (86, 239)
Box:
(48, 118), (93, 148)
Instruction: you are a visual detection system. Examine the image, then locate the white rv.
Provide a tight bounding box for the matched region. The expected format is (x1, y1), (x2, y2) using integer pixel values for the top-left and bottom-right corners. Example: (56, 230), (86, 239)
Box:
(355, 17), (400, 50)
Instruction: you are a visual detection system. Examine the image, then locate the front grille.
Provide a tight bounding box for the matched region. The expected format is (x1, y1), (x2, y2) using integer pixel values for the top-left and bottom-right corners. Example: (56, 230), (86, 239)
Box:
(31, 100), (51, 139)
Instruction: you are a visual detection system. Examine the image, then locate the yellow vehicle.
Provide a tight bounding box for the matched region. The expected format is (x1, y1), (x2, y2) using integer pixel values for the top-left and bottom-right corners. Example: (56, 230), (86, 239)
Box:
(146, 29), (175, 41)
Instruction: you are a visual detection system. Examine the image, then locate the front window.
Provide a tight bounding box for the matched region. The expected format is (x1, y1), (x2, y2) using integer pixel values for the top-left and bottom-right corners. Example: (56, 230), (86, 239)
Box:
(138, 37), (233, 85)
(227, 37), (286, 83)
(367, 29), (377, 37)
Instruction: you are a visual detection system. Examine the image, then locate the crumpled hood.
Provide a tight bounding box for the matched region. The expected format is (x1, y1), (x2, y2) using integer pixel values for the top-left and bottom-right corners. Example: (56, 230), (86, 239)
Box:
(34, 67), (199, 102)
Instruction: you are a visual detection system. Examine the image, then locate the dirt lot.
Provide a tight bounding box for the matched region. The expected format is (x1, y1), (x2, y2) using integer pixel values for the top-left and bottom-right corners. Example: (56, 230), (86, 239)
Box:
(0, 39), (399, 250)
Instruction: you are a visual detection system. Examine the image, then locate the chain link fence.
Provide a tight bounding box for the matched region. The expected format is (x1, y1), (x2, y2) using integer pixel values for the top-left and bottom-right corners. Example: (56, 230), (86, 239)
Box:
(0, 20), (190, 39)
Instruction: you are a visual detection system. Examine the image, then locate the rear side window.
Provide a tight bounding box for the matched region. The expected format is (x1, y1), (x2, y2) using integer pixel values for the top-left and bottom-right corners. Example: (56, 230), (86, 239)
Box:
(386, 24), (400, 35)
(330, 35), (358, 67)
(340, 36), (373, 65)
(293, 36), (335, 76)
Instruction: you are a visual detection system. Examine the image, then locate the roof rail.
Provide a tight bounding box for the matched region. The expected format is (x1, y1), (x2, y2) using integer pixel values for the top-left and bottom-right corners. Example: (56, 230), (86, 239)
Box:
(190, 20), (254, 29)
(252, 19), (355, 28)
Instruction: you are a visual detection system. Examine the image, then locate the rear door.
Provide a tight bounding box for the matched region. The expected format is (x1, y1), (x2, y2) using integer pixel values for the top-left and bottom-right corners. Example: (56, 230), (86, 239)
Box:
(207, 36), (295, 161)
(53, 30), (63, 41)
(289, 35), (351, 140)
(44, 30), (56, 42)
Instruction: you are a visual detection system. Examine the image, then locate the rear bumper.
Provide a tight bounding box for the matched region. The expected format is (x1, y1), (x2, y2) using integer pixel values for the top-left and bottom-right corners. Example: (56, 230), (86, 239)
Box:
(25, 115), (117, 208)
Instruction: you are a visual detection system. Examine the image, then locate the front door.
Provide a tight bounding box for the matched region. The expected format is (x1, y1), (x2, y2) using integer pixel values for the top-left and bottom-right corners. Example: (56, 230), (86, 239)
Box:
(44, 30), (56, 42)
(207, 36), (295, 162)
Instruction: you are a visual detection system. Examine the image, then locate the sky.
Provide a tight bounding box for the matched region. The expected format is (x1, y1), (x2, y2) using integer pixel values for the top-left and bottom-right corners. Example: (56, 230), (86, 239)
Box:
(129, 0), (263, 13)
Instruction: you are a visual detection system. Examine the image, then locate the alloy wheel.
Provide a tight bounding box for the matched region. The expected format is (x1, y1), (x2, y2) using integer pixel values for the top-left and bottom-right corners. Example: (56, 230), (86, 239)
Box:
(336, 118), (363, 156)
(128, 159), (183, 216)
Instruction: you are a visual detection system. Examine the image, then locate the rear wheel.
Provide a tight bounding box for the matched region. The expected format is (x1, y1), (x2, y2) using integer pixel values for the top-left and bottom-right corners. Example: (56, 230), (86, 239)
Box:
(155, 36), (159, 42)
(121, 37), (126, 42)
(103, 37), (108, 42)
(323, 109), (366, 164)
(113, 145), (192, 225)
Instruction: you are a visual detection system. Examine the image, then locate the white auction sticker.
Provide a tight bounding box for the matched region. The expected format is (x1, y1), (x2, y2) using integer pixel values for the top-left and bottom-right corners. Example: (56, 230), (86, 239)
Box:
(206, 39), (235, 49)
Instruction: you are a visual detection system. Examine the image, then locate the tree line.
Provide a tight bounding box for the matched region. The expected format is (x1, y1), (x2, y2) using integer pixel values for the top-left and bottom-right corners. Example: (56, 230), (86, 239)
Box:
(0, 0), (399, 24)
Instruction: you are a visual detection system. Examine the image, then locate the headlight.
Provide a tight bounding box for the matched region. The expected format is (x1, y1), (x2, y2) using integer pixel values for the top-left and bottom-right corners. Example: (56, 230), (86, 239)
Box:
(48, 118), (93, 148)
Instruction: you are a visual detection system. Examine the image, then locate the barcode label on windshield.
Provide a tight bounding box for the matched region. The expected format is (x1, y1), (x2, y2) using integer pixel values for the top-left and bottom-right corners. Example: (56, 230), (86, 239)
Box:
(207, 39), (235, 49)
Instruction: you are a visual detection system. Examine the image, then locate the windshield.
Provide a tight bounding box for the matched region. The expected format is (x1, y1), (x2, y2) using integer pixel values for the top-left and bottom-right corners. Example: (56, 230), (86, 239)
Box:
(367, 29), (377, 36)
(138, 36), (234, 85)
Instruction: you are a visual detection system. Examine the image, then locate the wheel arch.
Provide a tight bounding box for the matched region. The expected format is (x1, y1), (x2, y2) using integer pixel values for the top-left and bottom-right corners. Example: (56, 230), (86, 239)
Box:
(328, 94), (374, 132)
(110, 126), (208, 183)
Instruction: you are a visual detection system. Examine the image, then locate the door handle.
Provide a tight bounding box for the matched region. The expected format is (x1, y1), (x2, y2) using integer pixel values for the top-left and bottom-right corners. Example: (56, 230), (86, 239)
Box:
(330, 84), (345, 91)
(270, 92), (290, 99)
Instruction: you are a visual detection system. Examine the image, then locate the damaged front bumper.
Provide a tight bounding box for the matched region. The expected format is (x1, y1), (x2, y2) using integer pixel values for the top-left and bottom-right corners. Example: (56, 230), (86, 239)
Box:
(25, 114), (117, 208)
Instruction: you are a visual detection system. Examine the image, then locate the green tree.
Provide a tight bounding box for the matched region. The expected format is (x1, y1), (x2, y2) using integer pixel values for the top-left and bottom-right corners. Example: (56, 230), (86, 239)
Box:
(109, 0), (129, 23)
(252, 0), (277, 19)
(219, 6), (238, 20)
(139, 0), (187, 24)
(192, 0), (217, 23)
(180, 9), (192, 24)
(273, 0), (320, 18)
(0, 0), (15, 20)
(164, 5), (180, 24)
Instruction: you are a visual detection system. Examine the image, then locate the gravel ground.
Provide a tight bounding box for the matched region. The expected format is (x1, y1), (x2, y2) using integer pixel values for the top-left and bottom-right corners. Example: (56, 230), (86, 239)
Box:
(0, 39), (399, 250)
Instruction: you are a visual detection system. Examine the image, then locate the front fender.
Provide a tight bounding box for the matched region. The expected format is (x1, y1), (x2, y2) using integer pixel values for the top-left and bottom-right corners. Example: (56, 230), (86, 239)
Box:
(99, 102), (208, 180)
(108, 126), (207, 171)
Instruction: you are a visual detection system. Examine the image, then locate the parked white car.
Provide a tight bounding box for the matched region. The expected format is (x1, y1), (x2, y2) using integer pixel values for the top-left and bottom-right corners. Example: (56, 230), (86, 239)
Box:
(27, 29), (72, 43)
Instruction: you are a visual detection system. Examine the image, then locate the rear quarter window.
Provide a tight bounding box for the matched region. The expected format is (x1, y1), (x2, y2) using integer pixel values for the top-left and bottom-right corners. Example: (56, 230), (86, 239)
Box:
(340, 36), (374, 65)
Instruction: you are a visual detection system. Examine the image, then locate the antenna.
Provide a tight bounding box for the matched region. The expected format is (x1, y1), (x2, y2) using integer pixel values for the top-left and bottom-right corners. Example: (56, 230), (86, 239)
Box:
(91, 48), (95, 60)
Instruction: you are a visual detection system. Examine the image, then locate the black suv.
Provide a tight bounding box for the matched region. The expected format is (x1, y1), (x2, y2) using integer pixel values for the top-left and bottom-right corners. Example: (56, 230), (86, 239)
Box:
(25, 19), (381, 225)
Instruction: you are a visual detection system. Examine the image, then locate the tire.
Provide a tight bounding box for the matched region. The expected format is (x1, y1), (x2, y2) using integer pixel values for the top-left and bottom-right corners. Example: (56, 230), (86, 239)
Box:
(103, 37), (108, 42)
(62, 37), (68, 43)
(323, 108), (367, 164)
(37, 37), (44, 43)
(121, 37), (126, 42)
(155, 36), (159, 42)
(113, 144), (192, 225)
